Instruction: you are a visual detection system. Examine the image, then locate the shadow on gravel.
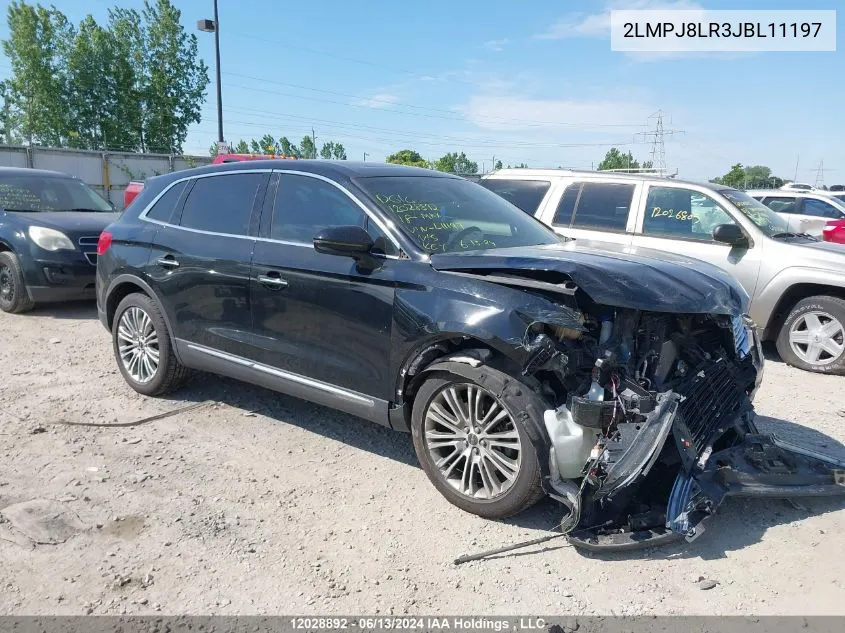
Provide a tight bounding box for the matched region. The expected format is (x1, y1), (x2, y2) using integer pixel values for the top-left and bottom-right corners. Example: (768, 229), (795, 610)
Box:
(26, 300), (98, 320)
(160, 372), (419, 467)
(761, 341), (783, 364)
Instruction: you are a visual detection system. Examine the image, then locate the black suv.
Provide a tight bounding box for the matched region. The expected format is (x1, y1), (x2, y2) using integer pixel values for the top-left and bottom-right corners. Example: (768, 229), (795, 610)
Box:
(0, 167), (117, 313)
(97, 161), (845, 550)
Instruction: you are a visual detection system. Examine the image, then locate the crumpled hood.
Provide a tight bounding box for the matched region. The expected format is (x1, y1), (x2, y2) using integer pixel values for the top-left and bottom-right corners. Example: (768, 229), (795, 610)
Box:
(430, 240), (749, 315)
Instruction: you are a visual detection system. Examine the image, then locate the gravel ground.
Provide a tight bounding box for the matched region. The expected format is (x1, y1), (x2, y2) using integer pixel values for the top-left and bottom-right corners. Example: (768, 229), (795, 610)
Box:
(0, 301), (843, 616)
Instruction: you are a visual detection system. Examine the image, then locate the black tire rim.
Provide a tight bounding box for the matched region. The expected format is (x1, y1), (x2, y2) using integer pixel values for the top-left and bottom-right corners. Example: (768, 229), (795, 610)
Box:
(0, 263), (14, 303)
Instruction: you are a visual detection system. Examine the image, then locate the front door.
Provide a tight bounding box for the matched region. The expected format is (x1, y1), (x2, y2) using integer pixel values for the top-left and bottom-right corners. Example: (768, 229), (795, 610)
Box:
(146, 171), (268, 356)
(630, 184), (763, 299)
(249, 172), (396, 405)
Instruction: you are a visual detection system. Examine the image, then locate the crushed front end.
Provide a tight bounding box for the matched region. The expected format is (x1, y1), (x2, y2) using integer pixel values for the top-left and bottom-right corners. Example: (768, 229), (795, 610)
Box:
(520, 301), (845, 551)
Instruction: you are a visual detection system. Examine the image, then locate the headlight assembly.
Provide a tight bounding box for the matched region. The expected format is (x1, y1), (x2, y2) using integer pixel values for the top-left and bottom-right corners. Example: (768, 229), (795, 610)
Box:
(28, 226), (75, 251)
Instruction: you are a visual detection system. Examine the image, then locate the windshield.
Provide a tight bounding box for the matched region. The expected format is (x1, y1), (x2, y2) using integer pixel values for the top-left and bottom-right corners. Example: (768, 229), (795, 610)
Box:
(719, 189), (790, 236)
(0, 175), (112, 212)
(357, 175), (561, 253)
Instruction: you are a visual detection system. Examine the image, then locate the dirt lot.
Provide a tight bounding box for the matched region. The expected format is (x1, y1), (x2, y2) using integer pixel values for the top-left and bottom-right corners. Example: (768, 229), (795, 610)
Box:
(0, 302), (843, 616)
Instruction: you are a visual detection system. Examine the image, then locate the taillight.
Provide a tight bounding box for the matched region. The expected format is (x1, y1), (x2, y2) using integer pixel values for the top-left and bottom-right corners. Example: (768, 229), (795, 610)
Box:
(97, 231), (113, 255)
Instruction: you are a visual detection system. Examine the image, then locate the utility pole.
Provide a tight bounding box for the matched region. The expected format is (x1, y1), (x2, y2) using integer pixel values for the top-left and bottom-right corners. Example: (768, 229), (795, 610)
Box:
(311, 127), (317, 158)
(636, 110), (683, 177)
(198, 1), (224, 150)
(814, 160), (825, 188)
(363, 152), (368, 162)
(794, 154), (800, 182)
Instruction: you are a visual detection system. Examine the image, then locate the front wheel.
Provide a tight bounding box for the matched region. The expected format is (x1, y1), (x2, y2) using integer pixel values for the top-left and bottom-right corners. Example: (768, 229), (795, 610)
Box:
(0, 251), (34, 314)
(410, 367), (545, 519)
(776, 295), (845, 374)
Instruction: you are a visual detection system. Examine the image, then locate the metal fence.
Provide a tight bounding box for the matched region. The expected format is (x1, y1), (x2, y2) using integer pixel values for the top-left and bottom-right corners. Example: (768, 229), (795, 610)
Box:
(0, 145), (213, 210)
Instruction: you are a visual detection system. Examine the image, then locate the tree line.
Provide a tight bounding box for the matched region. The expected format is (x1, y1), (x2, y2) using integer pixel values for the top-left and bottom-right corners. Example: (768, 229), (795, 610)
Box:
(212, 134), (347, 160)
(0, 0), (208, 154)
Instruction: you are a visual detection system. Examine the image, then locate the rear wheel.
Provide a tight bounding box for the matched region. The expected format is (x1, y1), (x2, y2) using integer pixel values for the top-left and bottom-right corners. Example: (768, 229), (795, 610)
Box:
(776, 295), (845, 374)
(112, 292), (191, 395)
(0, 251), (34, 314)
(411, 367), (545, 519)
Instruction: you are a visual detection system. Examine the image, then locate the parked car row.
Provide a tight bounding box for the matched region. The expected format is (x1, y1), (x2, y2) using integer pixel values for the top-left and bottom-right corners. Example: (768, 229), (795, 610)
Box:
(480, 169), (845, 375)
(746, 188), (845, 237)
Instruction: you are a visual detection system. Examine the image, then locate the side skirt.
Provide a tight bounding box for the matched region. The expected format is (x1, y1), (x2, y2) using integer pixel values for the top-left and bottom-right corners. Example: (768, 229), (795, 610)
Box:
(175, 339), (392, 427)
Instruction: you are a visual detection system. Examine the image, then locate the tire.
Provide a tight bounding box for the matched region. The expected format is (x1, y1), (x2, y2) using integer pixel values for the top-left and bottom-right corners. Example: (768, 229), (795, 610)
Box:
(776, 295), (845, 375)
(112, 292), (191, 396)
(0, 251), (34, 314)
(410, 366), (546, 519)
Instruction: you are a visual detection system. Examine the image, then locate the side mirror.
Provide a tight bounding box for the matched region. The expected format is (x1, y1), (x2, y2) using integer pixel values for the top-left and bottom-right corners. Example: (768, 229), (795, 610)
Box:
(712, 223), (748, 247)
(313, 225), (374, 258)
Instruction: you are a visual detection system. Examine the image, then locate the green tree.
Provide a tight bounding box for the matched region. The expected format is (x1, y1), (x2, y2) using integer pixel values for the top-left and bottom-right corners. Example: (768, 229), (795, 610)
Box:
(597, 147), (642, 172)
(711, 163), (747, 189)
(2, 1), (74, 145)
(319, 141), (346, 160)
(277, 136), (297, 157)
(494, 159), (503, 170)
(140, 0), (208, 153)
(386, 149), (428, 168)
(434, 151), (477, 174)
(65, 15), (137, 150)
(258, 134), (277, 155)
(208, 141), (218, 157)
(299, 134), (316, 159)
(233, 139), (249, 154)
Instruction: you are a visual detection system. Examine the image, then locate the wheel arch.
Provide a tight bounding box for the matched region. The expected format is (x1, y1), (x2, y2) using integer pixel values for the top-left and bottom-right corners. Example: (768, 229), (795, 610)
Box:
(105, 274), (182, 362)
(763, 282), (845, 341)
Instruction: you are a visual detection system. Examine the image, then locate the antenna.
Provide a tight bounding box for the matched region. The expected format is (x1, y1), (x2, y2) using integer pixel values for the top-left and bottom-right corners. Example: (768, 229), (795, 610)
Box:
(635, 110), (684, 177)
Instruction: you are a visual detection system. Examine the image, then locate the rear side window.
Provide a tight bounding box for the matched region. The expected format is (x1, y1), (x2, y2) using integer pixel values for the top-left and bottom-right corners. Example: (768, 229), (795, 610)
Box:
(146, 181), (186, 223)
(178, 173), (264, 235)
(761, 196), (798, 214)
(801, 198), (844, 219)
(479, 179), (550, 214)
(553, 182), (634, 231)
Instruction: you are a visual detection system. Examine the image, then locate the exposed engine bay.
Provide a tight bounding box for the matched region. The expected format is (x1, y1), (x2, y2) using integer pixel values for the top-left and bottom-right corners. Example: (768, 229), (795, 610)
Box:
(511, 284), (845, 551)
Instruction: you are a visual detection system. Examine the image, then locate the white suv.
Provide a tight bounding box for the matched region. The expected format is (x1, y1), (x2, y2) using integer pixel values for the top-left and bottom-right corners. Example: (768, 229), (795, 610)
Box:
(746, 189), (845, 237)
(480, 169), (845, 374)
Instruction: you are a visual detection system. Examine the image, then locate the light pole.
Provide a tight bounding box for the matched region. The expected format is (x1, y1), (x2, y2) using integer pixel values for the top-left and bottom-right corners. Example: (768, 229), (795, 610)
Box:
(198, 0), (224, 149)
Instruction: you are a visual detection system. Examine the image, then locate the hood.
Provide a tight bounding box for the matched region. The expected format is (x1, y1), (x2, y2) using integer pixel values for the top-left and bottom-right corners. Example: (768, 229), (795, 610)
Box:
(772, 236), (845, 267)
(11, 211), (120, 236)
(430, 240), (748, 315)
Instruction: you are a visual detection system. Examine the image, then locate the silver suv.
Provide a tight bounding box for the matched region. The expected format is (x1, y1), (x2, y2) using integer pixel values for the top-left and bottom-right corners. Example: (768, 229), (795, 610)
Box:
(480, 169), (845, 374)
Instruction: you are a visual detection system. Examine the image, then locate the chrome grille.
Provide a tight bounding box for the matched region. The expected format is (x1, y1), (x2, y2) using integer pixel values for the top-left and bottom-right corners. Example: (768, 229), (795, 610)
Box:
(85, 252), (97, 266)
(78, 236), (99, 247)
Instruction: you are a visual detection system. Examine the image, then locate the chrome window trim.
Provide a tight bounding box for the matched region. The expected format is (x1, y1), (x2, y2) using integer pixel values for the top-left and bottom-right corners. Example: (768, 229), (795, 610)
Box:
(137, 168), (405, 260)
(185, 341), (375, 407)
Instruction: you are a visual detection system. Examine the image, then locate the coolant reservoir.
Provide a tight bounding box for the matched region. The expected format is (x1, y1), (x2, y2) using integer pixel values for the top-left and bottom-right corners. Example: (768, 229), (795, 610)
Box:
(544, 406), (597, 480)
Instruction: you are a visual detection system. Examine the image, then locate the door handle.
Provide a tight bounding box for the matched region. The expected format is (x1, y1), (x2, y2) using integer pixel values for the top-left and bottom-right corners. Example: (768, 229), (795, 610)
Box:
(156, 256), (180, 269)
(257, 273), (288, 289)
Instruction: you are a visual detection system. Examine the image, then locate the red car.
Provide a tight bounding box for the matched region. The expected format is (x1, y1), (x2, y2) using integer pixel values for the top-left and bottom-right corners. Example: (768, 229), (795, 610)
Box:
(822, 219), (845, 244)
(122, 154), (297, 208)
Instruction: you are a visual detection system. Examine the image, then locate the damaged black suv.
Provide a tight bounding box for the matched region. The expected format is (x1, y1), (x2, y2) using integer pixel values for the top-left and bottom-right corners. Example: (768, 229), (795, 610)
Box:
(97, 161), (845, 550)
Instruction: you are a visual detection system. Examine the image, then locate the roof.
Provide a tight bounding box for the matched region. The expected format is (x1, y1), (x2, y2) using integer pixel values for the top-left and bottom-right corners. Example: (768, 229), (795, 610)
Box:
(158, 160), (460, 182)
(0, 166), (78, 179)
(485, 168), (732, 192)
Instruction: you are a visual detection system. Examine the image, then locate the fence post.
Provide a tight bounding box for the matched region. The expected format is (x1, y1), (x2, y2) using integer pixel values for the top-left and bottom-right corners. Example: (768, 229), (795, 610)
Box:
(168, 154), (174, 173)
(25, 145), (33, 168)
(102, 152), (111, 207)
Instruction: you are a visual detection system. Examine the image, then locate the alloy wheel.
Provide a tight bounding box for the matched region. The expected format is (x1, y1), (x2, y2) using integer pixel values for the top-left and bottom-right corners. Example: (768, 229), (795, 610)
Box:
(423, 383), (522, 500)
(116, 306), (160, 383)
(789, 310), (845, 366)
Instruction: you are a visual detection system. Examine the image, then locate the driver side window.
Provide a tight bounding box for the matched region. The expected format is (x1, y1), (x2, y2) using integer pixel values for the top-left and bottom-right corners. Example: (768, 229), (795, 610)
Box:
(642, 186), (737, 242)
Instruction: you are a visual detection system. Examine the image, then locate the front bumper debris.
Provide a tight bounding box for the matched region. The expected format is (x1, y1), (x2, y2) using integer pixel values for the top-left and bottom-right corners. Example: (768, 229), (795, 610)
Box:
(563, 356), (845, 551)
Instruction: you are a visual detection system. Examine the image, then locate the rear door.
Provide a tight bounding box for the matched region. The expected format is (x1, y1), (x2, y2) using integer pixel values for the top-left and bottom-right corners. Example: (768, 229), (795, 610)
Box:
(630, 184), (763, 298)
(146, 170), (269, 356)
(538, 180), (643, 246)
(248, 171), (397, 404)
(794, 197), (845, 236)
